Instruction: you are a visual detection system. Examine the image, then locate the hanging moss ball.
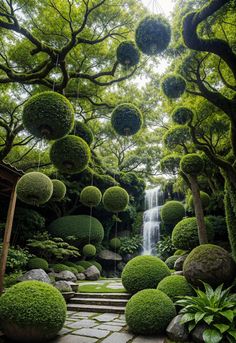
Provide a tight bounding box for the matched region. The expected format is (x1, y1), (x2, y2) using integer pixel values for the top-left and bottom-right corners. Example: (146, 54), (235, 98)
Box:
(111, 103), (143, 136)
(180, 153), (204, 176)
(83, 244), (96, 258)
(51, 180), (66, 201)
(116, 41), (140, 67)
(161, 74), (186, 99)
(50, 135), (90, 174)
(0, 281), (66, 342)
(80, 186), (102, 207)
(161, 201), (185, 227)
(71, 121), (93, 146)
(22, 91), (74, 140)
(172, 107), (193, 125)
(110, 237), (121, 250)
(16, 172), (53, 206)
(157, 275), (194, 301)
(189, 191), (210, 210)
(102, 186), (129, 212)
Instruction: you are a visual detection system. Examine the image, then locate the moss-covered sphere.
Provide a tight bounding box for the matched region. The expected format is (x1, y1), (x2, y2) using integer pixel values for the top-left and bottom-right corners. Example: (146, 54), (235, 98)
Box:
(121, 255), (171, 294)
(16, 172), (53, 206)
(180, 153), (204, 176)
(161, 201), (185, 226)
(0, 281), (66, 342)
(157, 275), (194, 301)
(22, 91), (74, 140)
(71, 121), (93, 146)
(83, 244), (96, 258)
(135, 15), (171, 55)
(164, 255), (180, 269)
(103, 186), (129, 213)
(125, 289), (176, 335)
(80, 186), (102, 207)
(110, 237), (121, 250)
(183, 244), (236, 287)
(172, 107), (193, 125)
(28, 257), (48, 271)
(111, 103), (143, 136)
(50, 135), (90, 174)
(116, 41), (140, 67)
(189, 191), (210, 210)
(51, 179), (66, 201)
(161, 74), (186, 99)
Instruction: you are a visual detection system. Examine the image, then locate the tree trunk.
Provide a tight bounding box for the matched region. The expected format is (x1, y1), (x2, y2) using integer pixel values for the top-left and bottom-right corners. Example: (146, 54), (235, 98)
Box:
(224, 178), (236, 262)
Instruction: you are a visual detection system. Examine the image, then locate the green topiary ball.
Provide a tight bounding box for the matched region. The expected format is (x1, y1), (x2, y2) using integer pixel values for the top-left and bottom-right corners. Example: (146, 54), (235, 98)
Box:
(121, 255), (171, 294)
(111, 103), (143, 136)
(110, 237), (121, 250)
(161, 201), (185, 226)
(80, 186), (102, 207)
(116, 41), (140, 67)
(183, 244), (236, 287)
(75, 261), (93, 269)
(83, 244), (96, 258)
(103, 186), (129, 212)
(16, 172), (53, 206)
(161, 74), (186, 99)
(135, 15), (171, 55)
(180, 153), (204, 176)
(63, 261), (79, 269)
(51, 179), (66, 201)
(75, 265), (85, 273)
(22, 91), (74, 140)
(50, 135), (90, 174)
(0, 280), (66, 342)
(172, 107), (193, 125)
(189, 191), (210, 210)
(125, 289), (176, 335)
(164, 255), (179, 269)
(28, 257), (48, 271)
(172, 217), (214, 250)
(51, 264), (72, 273)
(71, 121), (93, 146)
(157, 275), (194, 301)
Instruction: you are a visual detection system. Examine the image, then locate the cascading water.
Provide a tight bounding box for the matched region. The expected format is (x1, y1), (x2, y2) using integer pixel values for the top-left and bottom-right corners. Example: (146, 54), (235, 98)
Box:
(142, 186), (163, 255)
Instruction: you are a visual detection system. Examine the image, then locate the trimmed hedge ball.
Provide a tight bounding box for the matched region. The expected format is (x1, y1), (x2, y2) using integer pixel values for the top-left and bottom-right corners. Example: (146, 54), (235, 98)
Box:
(161, 201), (185, 226)
(0, 280), (66, 342)
(22, 91), (74, 140)
(157, 275), (194, 301)
(121, 255), (171, 294)
(103, 186), (129, 212)
(172, 107), (193, 125)
(125, 289), (176, 335)
(183, 244), (236, 287)
(83, 244), (96, 258)
(51, 179), (66, 201)
(180, 153), (204, 176)
(161, 74), (186, 99)
(50, 135), (90, 174)
(71, 121), (93, 146)
(111, 103), (143, 136)
(110, 237), (121, 250)
(80, 186), (102, 207)
(164, 255), (179, 269)
(28, 257), (48, 271)
(135, 15), (171, 55)
(116, 41), (140, 67)
(52, 264), (72, 273)
(16, 172), (53, 206)
(75, 261), (93, 269)
(189, 191), (210, 210)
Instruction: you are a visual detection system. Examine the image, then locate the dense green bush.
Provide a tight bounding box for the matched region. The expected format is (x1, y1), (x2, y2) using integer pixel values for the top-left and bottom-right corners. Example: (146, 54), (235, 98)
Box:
(83, 244), (96, 258)
(161, 74), (186, 99)
(180, 153), (204, 176)
(51, 263), (72, 273)
(157, 275), (194, 301)
(103, 186), (129, 212)
(160, 154), (181, 175)
(0, 281), (66, 342)
(119, 235), (143, 255)
(89, 260), (102, 272)
(75, 261), (93, 269)
(111, 103), (143, 136)
(174, 249), (188, 256)
(28, 257), (48, 271)
(161, 201), (185, 227)
(13, 208), (45, 239)
(80, 186), (102, 207)
(116, 41), (140, 67)
(163, 125), (191, 150)
(110, 237), (121, 250)
(171, 107), (193, 124)
(71, 120), (93, 146)
(205, 215), (228, 241)
(121, 255), (171, 294)
(51, 180), (66, 201)
(164, 255), (179, 269)
(125, 289), (176, 334)
(188, 191), (210, 210)
(0, 245), (29, 272)
(63, 261), (79, 269)
(156, 236), (176, 260)
(75, 265), (85, 273)
(3, 272), (23, 289)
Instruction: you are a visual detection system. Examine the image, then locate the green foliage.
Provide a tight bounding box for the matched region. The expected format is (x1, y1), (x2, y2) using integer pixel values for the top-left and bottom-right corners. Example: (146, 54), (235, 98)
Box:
(28, 257), (48, 271)
(163, 125), (191, 150)
(116, 41), (140, 67)
(180, 153), (204, 176)
(189, 191), (210, 210)
(164, 255), (179, 269)
(174, 249), (188, 256)
(75, 265), (85, 273)
(75, 260), (93, 270)
(119, 172), (145, 204)
(125, 289), (176, 334)
(71, 121), (93, 146)
(119, 235), (143, 255)
(172, 107), (193, 125)
(51, 263), (73, 273)
(80, 186), (102, 207)
(156, 236), (176, 260)
(161, 74), (186, 99)
(161, 200), (185, 227)
(109, 238), (121, 250)
(0, 245), (29, 273)
(14, 208), (45, 234)
(205, 215), (228, 241)
(111, 103), (143, 136)
(82, 244), (96, 258)
(3, 272), (23, 289)
(157, 275), (194, 301)
(160, 154), (181, 175)
(51, 180), (66, 201)
(102, 186), (129, 212)
(132, 211), (144, 234)
(89, 260), (102, 272)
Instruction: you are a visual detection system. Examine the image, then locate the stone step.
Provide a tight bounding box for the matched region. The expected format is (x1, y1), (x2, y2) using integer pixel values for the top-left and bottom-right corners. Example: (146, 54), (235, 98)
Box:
(70, 297), (128, 306)
(75, 292), (131, 299)
(67, 303), (126, 314)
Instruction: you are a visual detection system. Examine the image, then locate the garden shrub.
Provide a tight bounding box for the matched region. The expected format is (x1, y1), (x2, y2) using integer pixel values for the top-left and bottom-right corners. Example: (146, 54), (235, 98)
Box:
(82, 244), (96, 258)
(51, 263), (72, 273)
(116, 41), (140, 67)
(0, 245), (29, 272)
(3, 272), (23, 289)
(63, 261), (79, 269)
(161, 74), (186, 99)
(103, 186), (129, 212)
(111, 103), (143, 136)
(110, 237), (121, 250)
(171, 106), (193, 124)
(13, 208), (45, 240)
(160, 200), (185, 227)
(164, 255), (179, 269)
(157, 275), (194, 301)
(71, 120), (93, 146)
(75, 261), (93, 269)
(80, 186), (102, 207)
(188, 191), (210, 210)
(205, 215), (228, 241)
(89, 260), (102, 272)
(51, 180), (66, 201)
(119, 235), (143, 255)
(174, 249), (188, 256)
(156, 236), (176, 260)
(180, 153), (204, 176)
(28, 257), (48, 271)
(75, 265), (85, 273)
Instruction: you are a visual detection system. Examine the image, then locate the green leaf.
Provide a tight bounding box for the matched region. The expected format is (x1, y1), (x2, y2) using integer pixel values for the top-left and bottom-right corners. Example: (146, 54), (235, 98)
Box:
(204, 315), (214, 325)
(213, 323), (230, 333)
(195, 311), (205, 324)
(219, 310), (234, 322)
(188, 321), (196, 332)
(203, 328), (222, 343)
(228, 330), (236, 339)
(181, 313), (195, 324)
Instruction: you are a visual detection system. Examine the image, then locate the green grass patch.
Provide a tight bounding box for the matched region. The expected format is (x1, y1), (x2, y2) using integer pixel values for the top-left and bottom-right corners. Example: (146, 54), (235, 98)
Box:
(78, 281), (127, 293)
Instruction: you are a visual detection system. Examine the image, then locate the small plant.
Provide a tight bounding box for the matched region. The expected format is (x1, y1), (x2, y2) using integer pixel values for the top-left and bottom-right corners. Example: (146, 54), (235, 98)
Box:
(119, 235), (143, 255)
(156, 236), (175, 260)
(176, 283), (236, 343)
(0, 244), (30, 272)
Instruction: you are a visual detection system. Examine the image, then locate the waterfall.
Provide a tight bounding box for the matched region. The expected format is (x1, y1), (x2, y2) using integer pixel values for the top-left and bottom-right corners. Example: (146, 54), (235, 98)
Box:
(142, 186), (163, 255)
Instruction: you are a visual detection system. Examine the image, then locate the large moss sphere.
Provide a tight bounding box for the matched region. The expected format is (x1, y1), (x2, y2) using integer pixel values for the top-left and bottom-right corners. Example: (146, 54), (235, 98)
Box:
(111, 103), (143, 136)
(51, 179), (66, 201)
(180, 153), (204, 176)
(121, 255), (171, 294)
(0, 281), (66, 342)
(157, 275), (194, 301)
(16, 172), (53, 206)
(161, 74), (186, 99)
(116, 41), (140, 67)
(83, 244), (96, 258)
(102, 186), (129, 212)
(172, 217), (214, 250)
(22, 91), (74, 140)
(172, 107), (193, 125)
(189, 191), (210, 210)
(183, 244), (236, 287)
(50, 135), (90, 174)
(135, 15), (171, 55)
(125, 289), (176, 335)
(48, 215), (104, 246)
(80, 186), (102, 207)
(71, 121), (93, 146)
(28, 257), (48, 271)
(161, 201), (185, 226)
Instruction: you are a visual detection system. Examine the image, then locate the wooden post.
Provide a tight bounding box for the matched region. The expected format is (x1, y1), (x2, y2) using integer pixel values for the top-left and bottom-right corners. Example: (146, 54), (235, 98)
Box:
(0, 182), (17, 294)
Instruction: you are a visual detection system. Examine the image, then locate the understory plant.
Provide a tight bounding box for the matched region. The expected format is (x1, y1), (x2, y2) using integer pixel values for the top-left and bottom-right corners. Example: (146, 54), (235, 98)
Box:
(0, 244), (30, 272)
(156, 235), (175, 260)
(119, 235), (143, 255)
(176, 283), (236, 343)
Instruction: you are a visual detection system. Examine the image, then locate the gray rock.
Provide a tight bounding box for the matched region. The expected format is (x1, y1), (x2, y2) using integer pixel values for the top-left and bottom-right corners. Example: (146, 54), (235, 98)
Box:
(174, 254), (189, 271)
(67, 281), (79, 292)
(61, 291), (75, 301)
(55, 280), (72, 292)
(191, 323), (208, 343)
(84, 265), (100, 281)
(77, 272), (86, 280)
(98, 249), (122, 263)
(166, 315), (189, 342)
(18, 269), (51, 283)
(55, 270), (77, 282)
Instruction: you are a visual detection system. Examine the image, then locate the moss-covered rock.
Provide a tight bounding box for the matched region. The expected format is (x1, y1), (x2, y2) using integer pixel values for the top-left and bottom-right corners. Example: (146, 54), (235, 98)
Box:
(161, 74), (186, 99)
(83, 244), (96, 258)
(80, 186), (102, 207)
(116, 41), (140, 67)
(189, 191), (210, 210)
(172, 107), (193, 125)
(164, 255), (179, 269)
(157, 275), (194, 301)
(103, 186), (129, 212)
(51, 179), (66, 201)
(161, 201), (185, 227)
(180, 153), (204, 176)
(71, 121), (93, 146)
(111, 103), (143, 136)
(28, 257), (48, 271)
(110, 238), (121, 250)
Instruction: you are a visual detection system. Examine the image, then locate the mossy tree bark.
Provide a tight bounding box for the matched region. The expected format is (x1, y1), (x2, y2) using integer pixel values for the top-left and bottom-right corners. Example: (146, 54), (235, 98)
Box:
(224, 178), (236, 262)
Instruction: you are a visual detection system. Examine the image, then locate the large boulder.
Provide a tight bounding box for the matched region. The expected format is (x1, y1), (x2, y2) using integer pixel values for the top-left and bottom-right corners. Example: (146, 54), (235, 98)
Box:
(174, 254), (188, 271)
(18, 269), (51, 284)
(54, 271), (77, 282)
(54, 281), (72, 293)
(84, 266), (100, 281)
(76, 273), (86, 280)
(98, 249), (122, 266)
(166, 315), (189, 342)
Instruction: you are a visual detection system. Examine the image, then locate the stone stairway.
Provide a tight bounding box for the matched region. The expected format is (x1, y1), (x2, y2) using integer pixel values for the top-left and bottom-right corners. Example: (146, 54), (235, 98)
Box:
(67, 292), (131, 314)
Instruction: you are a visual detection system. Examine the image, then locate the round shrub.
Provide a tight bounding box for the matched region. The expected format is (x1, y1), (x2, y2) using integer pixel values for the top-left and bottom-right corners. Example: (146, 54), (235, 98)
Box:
(163, 125), (191, 150)
(52, 264), (72, 273)
(0, 280), (66, 342)
(48, 215), (104, 246)
(121, 255), (171, 294)
(172, 217), (214, 250)
(71, 121), (93, 146)
(103, 186), (129, 212)
(110, 238), (121, 250)
(116, 41), (140, 67)
(157, 275), (194, 301)
(172, 107), (193, 125)
(164, 255), (179, 269)
(135, 15), (171, 55)
(75, 265), (85, 273)
(80, 186), (102, 207)
(83, 244), (96, 258)
(189, 191), (210, 210)
(28, 257), (48, 271)
(183, 244), (236, 287)
(50, 135), (90, 174)
(22, 91), (74, 140)
(89, 260), (102, 272)
(75, 261), (93, 269)
(16, 172), (53, 206)
(125, 289), (176, 335)
(51, 179), (66, 201)
(160, 154), (181, 175)
(180, 153), (204, 176)
(161, 74), (186, 99)
(111, 103), (143, 136)
(63, 261), (78, 269)
(161, 201), (185, 226)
